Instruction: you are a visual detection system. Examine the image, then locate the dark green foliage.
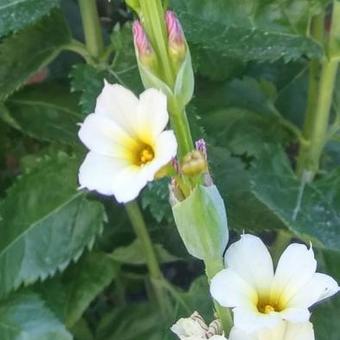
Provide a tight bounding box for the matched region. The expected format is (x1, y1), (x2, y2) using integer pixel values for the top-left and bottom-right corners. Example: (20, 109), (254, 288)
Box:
(0, 0), (61, 38)
(0, 10), (71, 101)
(0, 153), (105, 297)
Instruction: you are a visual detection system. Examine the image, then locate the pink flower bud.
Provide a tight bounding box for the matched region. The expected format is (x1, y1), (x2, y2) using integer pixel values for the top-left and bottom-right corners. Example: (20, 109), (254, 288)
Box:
(132, 20), (156, 66)
(165, 10), (186, 60)
(195, 138), (207, 160)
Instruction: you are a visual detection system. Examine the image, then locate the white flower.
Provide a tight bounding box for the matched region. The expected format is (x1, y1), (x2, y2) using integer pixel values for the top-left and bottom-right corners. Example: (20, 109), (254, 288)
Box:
(171, 312), (227, 340)
(78, 82), (177, 203)
(210, 234), (339, 333)
(229, 321), (314, 340)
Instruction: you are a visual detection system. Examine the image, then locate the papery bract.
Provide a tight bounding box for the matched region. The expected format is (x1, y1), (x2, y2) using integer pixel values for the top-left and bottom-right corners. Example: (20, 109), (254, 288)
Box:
(78, 82), (177, 203)
(210, 234), (339, 333)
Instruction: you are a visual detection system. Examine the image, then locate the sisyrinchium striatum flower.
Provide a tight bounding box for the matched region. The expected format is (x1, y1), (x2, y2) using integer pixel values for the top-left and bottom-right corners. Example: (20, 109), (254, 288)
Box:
(229, 321), (314, 340)
(78, 81), (177, 203)
(210, 234), (339, 333)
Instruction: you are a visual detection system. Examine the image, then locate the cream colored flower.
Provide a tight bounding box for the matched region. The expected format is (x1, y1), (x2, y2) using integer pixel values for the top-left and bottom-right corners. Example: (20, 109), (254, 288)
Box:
(229, 321), (314, 340)
(210, 234), (339, 333)
(78, 82), (177, 203)
(171, 312), (227, 340)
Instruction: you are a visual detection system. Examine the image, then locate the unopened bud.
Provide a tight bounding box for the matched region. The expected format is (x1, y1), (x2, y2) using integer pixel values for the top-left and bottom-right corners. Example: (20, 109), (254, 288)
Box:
(165, 11), (186, 65)
(133, 20), (158, 68)
(181, 150), (207, 176)
(195, 139), (207, 160)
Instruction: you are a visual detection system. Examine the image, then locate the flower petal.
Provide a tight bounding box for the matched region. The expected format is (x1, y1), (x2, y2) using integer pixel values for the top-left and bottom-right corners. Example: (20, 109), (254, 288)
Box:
(233, 306), (281, 333)
(284, 321), (315, 340)
(224, 234), (274, 296)
(288, 273), (339, 308)
(78, 152), (128, 196)
(78, 114), (137, 157)
(210, 269), (257, 308)
(94, 81), (139, 134)
(136, 88), (169, 139)
(279, 307), (310, 323)
(272, 243), (316, 306)
(229, 327), (255, 340)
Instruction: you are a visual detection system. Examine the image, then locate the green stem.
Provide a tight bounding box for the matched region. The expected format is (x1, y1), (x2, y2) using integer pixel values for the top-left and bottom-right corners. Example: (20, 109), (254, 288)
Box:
(139, 0), (175, 86)
(125, 201), (168, 315)
(62, 39), (94, 64)
(78, 0), (104, 58)
(205, 258), (233, 335)
(296, 12), (339, 181)
(169, 98), (194, 159)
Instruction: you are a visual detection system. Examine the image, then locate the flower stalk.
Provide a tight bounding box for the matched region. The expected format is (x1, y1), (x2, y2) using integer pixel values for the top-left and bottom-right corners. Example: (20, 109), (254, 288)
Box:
(125, 200), (169, 316)
(78, 0), (104, 58)
(296, 5), (340, 181)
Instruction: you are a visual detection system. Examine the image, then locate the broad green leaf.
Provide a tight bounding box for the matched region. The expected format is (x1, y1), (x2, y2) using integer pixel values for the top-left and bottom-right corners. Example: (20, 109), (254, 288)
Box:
(0, 291), (72, 340)
(62, 252), (118, 327)
(0, 9), (71, 101)
(5, 83), (82, 145)
(250, 144), (340, 250)
(38, 252), (118, 327)
(96, 303), (165, 340)
(203, 108), (291, 157)
(209, 146), (287, 232)
(70, 64), (105, 114)
(170, 0), (323, 63)
(0, 153), (105, 297)
(111, 239), (180, 265)
(141, 179), (173, 224)
(110, 23), (143, 92)
(70, 24), (142, 115)
(0, 0), (60, 38)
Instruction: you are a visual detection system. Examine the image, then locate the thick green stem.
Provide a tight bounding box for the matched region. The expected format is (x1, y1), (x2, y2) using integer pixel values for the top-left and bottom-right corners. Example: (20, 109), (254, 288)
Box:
(297, 60), (338, 180)
(205, 258), (233, 334)
(169, 98), (194, 159)
(125, 201), (167, 315)
(78, 0), (104, 58)
(139, 0), (175, 86)
(296, 11), (339, 181)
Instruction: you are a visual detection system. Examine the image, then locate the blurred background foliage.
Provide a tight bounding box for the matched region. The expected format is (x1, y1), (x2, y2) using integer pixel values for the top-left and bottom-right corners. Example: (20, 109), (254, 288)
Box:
(0, 0), (339, 339)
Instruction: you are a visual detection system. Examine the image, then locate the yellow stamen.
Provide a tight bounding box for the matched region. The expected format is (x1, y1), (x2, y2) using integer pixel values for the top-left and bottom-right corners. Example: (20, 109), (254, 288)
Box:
(264, 305), (275, 314)
(134, 143), (154, 166)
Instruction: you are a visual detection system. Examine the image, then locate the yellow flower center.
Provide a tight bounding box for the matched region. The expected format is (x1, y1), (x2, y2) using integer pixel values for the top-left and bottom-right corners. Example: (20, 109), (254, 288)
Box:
(257, 296), (284, 314)
(135, 143), (155, 166)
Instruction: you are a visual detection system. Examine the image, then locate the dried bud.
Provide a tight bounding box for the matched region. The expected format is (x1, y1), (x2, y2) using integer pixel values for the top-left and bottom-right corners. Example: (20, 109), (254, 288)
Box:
(181, 150), (207, 177)
(133, 20), (157, 68)
(165, 10), (186, 64)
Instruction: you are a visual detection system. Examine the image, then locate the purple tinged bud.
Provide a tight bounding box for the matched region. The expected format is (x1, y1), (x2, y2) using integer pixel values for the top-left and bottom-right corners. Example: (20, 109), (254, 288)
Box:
(132, 20), (156, 66)
(195, 138), (207, 160)
(165, 10), (186, 60)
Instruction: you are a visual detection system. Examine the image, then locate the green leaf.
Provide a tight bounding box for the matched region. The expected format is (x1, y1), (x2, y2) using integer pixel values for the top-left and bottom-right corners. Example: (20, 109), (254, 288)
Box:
(110, 23), (143, 93)
(170, 0), (323, 63)
(0, 9), (71, 101)
(250, 144), (340, 250)
(203, 108), (291, 157)
(38, 252), (118, 327)
(0, 0), (61, 38)
(62, 252), (118, 327)
(0, 152), (105, 297)
(96, 303), (165, 340)
(0, 291), (72, 340)
(4, 83), (82, 145)
(141, 178), (173, 224)
(111, 239), (180, 265)
(70, 64), (105, 114)
(209, 146), (287, 232)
